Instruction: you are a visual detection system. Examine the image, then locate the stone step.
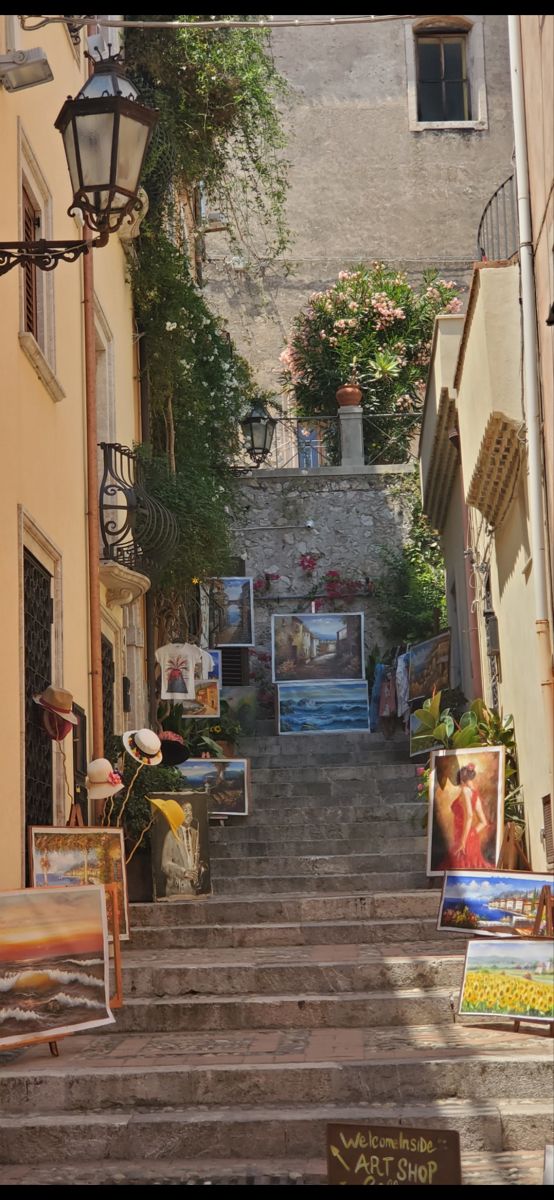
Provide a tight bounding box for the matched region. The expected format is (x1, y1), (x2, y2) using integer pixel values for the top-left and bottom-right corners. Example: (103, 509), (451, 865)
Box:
(249, 751), (411, 770)
(212, 870), (428, 895)
(1, 1027), (551, 1116)
(209, 836), (426, 858)
(212, 851), (424, 878)
(251, 763), (415, 784)
(239, 732), (407, 755)
(130, 915), (444, 950)
(0, 1149), (545, 1186)
(0, 1100), (550, 1165)
(209, 801), (426, 831)
(121, 945), (464, 997)
(113, 987), (459, 1033)
(129, 890), (441, 928)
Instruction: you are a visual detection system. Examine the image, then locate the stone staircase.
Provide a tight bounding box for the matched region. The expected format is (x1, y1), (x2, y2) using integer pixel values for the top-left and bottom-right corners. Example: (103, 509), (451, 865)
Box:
(0, 730), (552, 1186)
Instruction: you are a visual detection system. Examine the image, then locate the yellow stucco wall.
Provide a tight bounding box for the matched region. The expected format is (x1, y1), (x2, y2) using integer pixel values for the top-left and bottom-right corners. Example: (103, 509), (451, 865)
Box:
(0, 19), (141, 887)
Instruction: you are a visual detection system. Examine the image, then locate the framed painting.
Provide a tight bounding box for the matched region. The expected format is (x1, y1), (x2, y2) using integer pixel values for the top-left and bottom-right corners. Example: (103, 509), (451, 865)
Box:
(203, 648), (222, 685)
(0, 885), (114, 1049)
(178, 758), (250, 816)
(178, 679), (220, 719)
(459, 937), (554, 1024)
(278, 680), (370, 736)
(150, 792), (212, 901)
(29, 826), (130, 941)
(437, 870), (554, 937)
(272, 612), (364, 683)
(210, 577), (255, 647)
(427, 746), (504, 877)
(408, 630), (451, 702)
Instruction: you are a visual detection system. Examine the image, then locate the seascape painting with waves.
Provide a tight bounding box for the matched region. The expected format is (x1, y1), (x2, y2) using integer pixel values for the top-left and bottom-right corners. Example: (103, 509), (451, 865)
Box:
(277, 680), (370, 735)
(0, 885), (114, 1049)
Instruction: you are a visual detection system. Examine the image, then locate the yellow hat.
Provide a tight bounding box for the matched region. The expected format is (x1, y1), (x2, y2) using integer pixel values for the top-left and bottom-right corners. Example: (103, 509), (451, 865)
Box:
(148, 797), (186, 839)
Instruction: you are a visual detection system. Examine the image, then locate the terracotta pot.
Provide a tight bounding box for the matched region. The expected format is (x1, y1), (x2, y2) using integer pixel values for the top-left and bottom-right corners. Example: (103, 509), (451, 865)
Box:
(336, 383), (362, 407)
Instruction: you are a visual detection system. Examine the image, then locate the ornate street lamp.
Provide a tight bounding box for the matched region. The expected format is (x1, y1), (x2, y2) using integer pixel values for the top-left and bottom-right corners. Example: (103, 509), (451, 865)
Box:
(0, 55), (158, 274)
(239, 402), (277, 467)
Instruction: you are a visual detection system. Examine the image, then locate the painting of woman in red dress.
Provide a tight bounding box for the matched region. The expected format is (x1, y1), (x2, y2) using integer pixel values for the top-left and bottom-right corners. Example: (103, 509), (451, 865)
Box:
(427, 748), (504, 876)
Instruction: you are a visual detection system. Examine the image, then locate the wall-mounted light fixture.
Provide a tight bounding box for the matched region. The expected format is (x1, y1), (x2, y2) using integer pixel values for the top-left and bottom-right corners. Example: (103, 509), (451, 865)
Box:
(0, 54), (158, 275)
(0, 48), (53, 92)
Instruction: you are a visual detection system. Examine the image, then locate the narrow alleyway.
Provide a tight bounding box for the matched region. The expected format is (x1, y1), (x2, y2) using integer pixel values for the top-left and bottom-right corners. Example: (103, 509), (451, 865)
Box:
(0, 731), (551, 1185)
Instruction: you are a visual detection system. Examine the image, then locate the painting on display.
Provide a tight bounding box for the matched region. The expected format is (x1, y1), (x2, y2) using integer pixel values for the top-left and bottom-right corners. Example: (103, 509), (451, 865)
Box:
(278, 681), (370, 736)
(427, 747), (504, 877)
(29, 826), (130, 941)
(178, 680), (220, 719)
(458, 937), (554, 1024)
(150, 792), (212, 900)
(221, 685), (257, 736)
(177, 758), (250, 816)
(204, 649), (222, 685)
(437, 870), (554, 937)
(210, 577), (255, 647)
(408, 630), (451, 702)
(0, 885), (114, 1049)
(272, 613), (364, 683)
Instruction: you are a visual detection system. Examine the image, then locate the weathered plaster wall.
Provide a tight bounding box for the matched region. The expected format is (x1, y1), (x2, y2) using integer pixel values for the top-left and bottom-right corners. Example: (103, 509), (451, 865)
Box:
(232, 465), (414, 657)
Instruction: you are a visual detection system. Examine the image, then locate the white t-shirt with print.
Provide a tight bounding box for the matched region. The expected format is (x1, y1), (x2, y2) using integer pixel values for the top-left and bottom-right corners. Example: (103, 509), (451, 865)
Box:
(155, 643), (215, 701)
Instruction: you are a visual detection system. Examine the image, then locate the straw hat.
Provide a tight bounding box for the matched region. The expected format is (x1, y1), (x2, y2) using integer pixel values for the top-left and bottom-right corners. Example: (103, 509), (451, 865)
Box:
(86, 758), (124, 801)
(33, 685), (78, 725)
(159, 730), (190, 767)
(149, 796), (186, 839)
(122, 727), (163, 767)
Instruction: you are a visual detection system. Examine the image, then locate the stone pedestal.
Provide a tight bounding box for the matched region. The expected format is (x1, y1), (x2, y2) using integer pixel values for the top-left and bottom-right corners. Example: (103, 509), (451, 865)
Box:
(338, 404), (365, 467)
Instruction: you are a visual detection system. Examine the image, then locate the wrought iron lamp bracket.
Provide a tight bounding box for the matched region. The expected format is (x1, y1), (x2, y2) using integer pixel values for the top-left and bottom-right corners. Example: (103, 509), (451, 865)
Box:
(0, 230), (109, 275)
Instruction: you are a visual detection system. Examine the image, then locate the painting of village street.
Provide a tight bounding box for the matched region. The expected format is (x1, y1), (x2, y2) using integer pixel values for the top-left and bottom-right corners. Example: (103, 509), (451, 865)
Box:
(459, 939), (554, 1024)
(29, 826), (129, 940)
(438, 870), (554, 937)
(272, 613), (364, 682)
(210, 577), (254, 647)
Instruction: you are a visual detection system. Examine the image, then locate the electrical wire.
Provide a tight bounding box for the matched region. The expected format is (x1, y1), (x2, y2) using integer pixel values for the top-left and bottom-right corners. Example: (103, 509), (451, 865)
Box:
(21, 15), (417, 34)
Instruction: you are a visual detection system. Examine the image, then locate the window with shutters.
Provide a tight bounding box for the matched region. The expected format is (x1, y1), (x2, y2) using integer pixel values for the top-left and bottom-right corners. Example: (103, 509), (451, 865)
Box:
(22, 185), (40, 341)
(18, 133), (60, 395)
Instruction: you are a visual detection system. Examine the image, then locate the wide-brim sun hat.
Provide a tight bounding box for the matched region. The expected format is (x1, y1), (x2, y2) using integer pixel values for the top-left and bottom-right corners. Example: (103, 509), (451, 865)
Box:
(159, 731), (190, 767)
(123, 727), (163, 767)
(86, 758), (124, 801)
(149, 797), (186, 839)
(33, 684), (78, 725)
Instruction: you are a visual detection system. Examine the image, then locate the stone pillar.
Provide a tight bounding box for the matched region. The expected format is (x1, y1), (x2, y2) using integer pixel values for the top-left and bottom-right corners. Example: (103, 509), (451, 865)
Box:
(338, 405), (365, 467)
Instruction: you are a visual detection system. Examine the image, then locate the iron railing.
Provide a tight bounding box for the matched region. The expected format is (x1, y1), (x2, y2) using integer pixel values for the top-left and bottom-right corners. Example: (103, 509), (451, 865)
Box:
(98, 442), (178, 576)
(477, 174), (518, 262)
(255, 413), (421, 471)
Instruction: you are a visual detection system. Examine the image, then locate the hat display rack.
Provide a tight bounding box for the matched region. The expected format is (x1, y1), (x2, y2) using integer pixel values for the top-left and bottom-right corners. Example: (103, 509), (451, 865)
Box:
(33, 686), (81, 825)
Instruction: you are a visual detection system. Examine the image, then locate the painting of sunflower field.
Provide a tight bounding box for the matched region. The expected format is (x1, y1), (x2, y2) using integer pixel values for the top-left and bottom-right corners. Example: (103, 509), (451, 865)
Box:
(459, 939), (554, 1024)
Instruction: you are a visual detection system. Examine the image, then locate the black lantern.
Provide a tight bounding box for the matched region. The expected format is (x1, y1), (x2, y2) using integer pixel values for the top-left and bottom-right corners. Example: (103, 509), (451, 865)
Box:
(240, 402), (277, 466)
(55, 56), (159, 239)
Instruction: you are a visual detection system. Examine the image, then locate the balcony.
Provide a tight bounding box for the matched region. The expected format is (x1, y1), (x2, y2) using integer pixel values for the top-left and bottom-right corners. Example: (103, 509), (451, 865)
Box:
(477, 174), (518, 262)
(98, 442), (178, 607)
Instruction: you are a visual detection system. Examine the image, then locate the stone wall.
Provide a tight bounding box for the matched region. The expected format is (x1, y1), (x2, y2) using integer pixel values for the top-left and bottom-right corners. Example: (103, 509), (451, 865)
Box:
(232, 464), (414, 658)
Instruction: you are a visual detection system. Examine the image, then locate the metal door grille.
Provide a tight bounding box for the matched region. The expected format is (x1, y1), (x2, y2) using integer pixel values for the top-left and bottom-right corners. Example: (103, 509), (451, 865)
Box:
(23, 550), (53, 833)
(101, 634), (115, 751)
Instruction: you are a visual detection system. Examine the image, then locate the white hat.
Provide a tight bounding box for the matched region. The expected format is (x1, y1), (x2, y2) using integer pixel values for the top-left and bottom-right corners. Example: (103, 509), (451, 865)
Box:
(86, 758), (124, 801)
(122, 728), (163, 767)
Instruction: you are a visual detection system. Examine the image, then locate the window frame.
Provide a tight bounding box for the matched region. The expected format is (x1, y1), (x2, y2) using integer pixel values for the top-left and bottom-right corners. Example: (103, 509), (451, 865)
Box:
(416, 33), (471, 123)
(405, 16), (488, 133)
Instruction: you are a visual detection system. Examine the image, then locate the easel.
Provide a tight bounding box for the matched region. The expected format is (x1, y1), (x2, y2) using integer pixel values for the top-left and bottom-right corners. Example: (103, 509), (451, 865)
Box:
(24, 884), (123, 1058)
(66, 801), (84, 827)
(496, 821), (531, 871)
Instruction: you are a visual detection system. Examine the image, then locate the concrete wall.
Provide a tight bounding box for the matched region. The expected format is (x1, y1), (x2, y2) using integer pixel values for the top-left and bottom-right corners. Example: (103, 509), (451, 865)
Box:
(0, 19), (146, 887)
(204, 14), (514, 440)
(231, 464), (414, 659)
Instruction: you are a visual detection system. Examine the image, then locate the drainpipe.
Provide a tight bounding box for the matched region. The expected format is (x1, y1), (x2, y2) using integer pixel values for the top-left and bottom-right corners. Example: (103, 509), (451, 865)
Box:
(508, 15), (554, 780)
(83, 233), (104, 758)
(460, 474), (483, 698)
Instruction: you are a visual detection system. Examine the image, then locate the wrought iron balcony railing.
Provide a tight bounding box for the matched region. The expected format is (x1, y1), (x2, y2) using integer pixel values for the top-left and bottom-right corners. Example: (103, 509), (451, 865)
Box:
(98, 442), (178, 576)
(477, 174), (518, 263)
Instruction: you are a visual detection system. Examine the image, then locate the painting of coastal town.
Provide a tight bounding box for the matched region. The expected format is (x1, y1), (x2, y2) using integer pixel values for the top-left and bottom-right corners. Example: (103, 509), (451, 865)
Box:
(272, 613), (364, 682)
(178, 758), (249, 816)
(438, 870), (554, 937)
(278, 681), (370, 735)
(29, 826), (129, 940)
(0, 885), (114, 1049)
(210, 577), (254, 647)
(459, 938), (554, 1024)
(408, 630), (451, 701)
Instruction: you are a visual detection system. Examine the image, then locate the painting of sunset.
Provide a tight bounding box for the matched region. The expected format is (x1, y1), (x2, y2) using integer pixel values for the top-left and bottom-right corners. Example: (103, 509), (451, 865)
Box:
(0, 885), (114, 1048)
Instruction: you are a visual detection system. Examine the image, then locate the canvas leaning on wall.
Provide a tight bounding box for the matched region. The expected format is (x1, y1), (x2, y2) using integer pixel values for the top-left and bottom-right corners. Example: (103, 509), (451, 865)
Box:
(458, 938), (554, 1024)
(29, 826), (130, 941)
(437, 870), (554, 937)
(408, 630), (451, 702)
(150, 792), (212, 900)
(0, 885), (114, 1049)
(278, 680), (370, 735)
(427, 746), (504, 877)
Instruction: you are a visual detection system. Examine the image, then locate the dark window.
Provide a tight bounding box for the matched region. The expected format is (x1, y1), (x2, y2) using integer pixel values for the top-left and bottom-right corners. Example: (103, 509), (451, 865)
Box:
(221, 647), (250, 686)
(72, 703), (88, 825)
(417, 35), (470, 122)
(101, 634), (115, 752)
(23, 549), (53, 877)
(22, 185), (40, 339)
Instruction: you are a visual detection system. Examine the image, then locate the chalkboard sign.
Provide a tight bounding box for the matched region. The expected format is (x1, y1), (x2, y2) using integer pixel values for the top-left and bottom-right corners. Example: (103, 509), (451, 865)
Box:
(327, 1123), (462, 1186)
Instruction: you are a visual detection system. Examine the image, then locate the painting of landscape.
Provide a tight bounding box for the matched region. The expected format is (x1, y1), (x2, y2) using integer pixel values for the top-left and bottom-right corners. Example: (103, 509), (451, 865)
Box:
(30, 826), (129, 940)
(272, 613), (364, 682)
(210, 577), (254, 647)
(459, 938), (554, 1024)
(0, 885), (114, 1048)
(178, 758), (249, 816)
(438, 870), (554, 937)
(278, 681), (370, 735)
